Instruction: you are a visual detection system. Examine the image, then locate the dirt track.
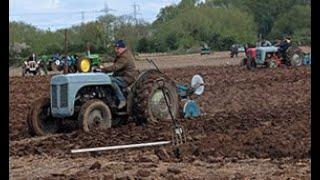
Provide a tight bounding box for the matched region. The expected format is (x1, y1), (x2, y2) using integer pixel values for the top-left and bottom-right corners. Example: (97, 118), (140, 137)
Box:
(9, 54), (310, 179)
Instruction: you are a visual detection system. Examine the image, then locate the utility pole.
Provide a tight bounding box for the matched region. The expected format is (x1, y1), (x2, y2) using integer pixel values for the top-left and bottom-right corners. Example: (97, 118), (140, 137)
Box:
(132, 1), (140, 25)
(9, 0), (13, 46)
(86, 42), (91, 56)
(81, 11), (85, 24)
(64, 29), (68, 74)
(104, 1), (110, 14)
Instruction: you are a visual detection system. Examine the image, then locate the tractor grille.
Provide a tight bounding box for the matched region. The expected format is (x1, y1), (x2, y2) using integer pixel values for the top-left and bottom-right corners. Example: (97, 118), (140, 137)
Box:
(60, 84), (68, 107)
(29, 62), (36, 68)
(256, 51), (261, 60)
(51, 84), (68, 108)
(52, 85), (58, 108)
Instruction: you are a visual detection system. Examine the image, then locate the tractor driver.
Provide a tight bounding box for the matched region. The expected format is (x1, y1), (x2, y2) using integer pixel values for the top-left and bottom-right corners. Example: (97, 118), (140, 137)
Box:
(278, 36), (292, 58)
(99, 40), (138, 109)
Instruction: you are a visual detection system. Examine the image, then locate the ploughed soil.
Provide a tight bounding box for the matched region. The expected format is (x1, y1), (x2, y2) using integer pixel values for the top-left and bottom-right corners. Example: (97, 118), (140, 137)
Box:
(9, 63), (310, 179)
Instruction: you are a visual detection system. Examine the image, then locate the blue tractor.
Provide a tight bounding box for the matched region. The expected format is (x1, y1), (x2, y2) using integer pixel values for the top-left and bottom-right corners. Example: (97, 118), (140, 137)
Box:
(27, 64), (205, 136)
(248, 45), (304, 69)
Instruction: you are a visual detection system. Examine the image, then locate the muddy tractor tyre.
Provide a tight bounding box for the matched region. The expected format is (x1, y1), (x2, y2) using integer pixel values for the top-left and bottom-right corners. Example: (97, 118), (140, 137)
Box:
(287, 46), (303, 67)
(27, 97), (60, 136)
(240, 58), (247, 66)
(78, 99), (112, 133)
(246, 57), (256, 70)
(77, 57), (91, 73)
(132, 70), (179, 124)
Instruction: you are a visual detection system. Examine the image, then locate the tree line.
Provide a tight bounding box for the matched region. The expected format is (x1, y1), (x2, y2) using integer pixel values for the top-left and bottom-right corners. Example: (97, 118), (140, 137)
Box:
(9, 0), (310, 66)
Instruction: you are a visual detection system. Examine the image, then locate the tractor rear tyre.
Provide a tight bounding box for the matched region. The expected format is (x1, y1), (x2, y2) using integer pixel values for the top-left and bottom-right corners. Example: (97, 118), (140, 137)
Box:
(78, 99), (112, 132)
(132, 70), (179, 124)
(287, 47), (303, 66)
(27, 97), (60, 136)
(78, 57), (91, 73)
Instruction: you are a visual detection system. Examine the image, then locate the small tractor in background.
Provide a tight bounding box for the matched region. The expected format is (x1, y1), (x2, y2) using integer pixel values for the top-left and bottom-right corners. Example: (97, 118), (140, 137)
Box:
(49, 51), (102, 74)
(22, 54), (46, 76)
(27, 59), (205, 136)
(38, 54), (60, 74)
(52, 54), (79, 73)
(230, 44), (245, 58)
(76, 50), (102, 73)
(241, 43), (304, 69)
(200, 43), (211, 56)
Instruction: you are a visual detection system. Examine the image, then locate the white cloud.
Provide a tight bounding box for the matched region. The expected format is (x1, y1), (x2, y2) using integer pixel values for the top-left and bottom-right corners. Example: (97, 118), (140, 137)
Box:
(11, 0), (61, 12)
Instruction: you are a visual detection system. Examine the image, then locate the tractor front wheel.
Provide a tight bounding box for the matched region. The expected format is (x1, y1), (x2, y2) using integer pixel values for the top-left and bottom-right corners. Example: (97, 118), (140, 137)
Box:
(27, 97), (60, 136)
(267, 59), (278, 68)
(78, 99), (112, 132)
(78, 57), (91, 73)
(240, 58), (247, 66)
(246, 57), (256, 70)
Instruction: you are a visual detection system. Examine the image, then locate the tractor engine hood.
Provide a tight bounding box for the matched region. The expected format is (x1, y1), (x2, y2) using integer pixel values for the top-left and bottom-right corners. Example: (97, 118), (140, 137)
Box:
(256, 46), (279, 53)
(51, 72), (113, 85)
(255, 46), (279, 64)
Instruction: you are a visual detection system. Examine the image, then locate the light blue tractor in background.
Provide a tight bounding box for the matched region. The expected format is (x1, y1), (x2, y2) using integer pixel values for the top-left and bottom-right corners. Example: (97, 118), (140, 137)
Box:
(27, 66), (205, 136)
(250, 45), (304, 69)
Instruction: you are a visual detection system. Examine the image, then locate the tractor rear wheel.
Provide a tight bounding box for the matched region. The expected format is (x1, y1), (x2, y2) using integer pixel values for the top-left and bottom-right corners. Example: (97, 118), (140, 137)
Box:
(132, 70), (179, 124)
(246, 57), (256, 70)
(286, 46), (303, 66)
(78, 57), (91, 73)
(78, 99), (112, 132)
(27, 97), (60, 136)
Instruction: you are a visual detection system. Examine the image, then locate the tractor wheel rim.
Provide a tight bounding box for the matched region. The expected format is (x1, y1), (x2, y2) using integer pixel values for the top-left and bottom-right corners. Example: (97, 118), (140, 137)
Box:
(80, 59), (90, 72)
(150, 89), (170, 119)
(88, 110), (106, 129)
(292, 54), (302, 65)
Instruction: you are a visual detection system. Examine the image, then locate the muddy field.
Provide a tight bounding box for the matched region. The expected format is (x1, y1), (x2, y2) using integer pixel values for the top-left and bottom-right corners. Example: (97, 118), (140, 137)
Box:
(9, 54), (311, 179)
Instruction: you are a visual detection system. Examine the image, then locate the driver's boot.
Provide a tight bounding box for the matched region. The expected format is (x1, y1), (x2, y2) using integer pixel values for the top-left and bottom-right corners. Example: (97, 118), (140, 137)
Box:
(118, 100), (126, 109)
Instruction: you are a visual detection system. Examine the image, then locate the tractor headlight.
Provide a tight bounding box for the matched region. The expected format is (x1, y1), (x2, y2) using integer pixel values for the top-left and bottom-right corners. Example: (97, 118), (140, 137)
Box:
(55, 60), (61, 66)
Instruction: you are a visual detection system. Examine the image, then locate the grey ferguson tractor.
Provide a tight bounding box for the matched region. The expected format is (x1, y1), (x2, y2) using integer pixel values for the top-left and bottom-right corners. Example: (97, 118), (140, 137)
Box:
(27, 63), (205, 136)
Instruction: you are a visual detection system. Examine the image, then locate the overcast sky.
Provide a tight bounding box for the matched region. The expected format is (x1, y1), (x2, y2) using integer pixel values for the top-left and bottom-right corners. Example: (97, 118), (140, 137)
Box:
(9, 0), (183, 30)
